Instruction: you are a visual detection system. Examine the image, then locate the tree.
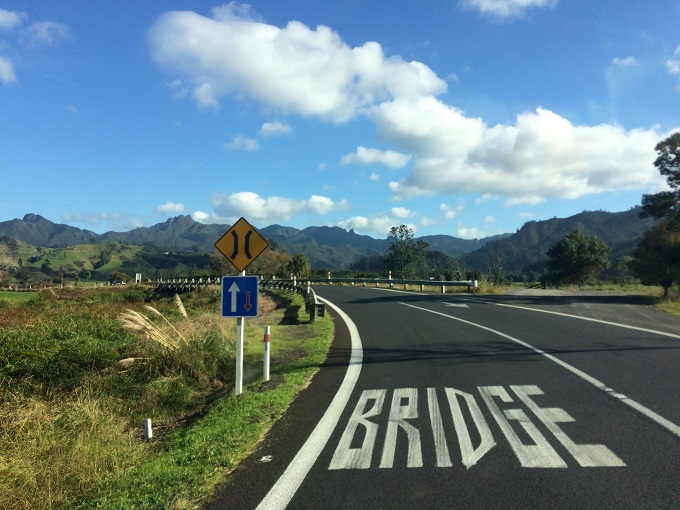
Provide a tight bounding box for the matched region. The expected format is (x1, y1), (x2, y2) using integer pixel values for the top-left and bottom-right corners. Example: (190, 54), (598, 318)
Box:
(249, 248), (293, 277)
(287, 253), (310, 278)
(546, 229), (611, 285)
(641, 132), (680, 226)
(487, 251), (507, 286)
(629, 222), (680, 297)
(387, 225), (429, 279)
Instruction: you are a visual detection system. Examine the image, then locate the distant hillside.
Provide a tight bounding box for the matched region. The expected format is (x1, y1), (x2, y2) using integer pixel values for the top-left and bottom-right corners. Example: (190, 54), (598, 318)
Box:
(462, 207), (656, 275)
(0, 208), (655, 273)
(0, 214), (99, 246)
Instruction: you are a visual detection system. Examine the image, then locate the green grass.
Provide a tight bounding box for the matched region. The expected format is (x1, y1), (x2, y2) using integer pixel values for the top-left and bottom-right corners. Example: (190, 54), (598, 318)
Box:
(0, 290), (38, 302)
(0, 286), (333, 510)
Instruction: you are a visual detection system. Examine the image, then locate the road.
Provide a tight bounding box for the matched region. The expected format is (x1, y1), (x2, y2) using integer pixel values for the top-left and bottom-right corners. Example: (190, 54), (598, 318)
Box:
(205, 286), (680, 509)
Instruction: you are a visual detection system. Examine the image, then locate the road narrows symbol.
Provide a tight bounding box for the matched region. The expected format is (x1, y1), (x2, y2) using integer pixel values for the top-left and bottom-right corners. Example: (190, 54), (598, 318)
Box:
(230, 231), (239, 259)
(244, 230), (253, 259)
(215, 217), (269, 272)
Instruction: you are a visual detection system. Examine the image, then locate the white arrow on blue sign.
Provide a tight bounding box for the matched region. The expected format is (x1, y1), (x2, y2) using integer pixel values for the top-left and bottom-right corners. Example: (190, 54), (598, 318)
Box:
(221, 276), (259, 317)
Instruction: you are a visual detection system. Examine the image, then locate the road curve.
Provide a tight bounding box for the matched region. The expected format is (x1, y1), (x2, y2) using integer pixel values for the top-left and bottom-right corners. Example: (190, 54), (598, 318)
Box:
(205, 287), (680, 510)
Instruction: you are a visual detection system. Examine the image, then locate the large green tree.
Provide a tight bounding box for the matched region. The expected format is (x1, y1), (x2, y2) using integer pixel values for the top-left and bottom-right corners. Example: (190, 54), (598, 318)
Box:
(641, 132), (680, 226)
(629, 222), (680, 297)
(546, 229), (611, 285)
(287, 253), (310, 278)
(387, 225), (429, 279)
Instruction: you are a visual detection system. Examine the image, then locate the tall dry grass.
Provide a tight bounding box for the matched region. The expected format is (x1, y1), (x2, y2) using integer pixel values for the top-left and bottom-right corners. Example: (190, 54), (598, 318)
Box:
(0, 390), (143, 510)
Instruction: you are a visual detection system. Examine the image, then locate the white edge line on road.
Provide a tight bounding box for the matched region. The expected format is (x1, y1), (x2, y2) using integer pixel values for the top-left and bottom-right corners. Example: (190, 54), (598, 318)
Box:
(256, 296), (363, 510)
(399, 301), (680, 439)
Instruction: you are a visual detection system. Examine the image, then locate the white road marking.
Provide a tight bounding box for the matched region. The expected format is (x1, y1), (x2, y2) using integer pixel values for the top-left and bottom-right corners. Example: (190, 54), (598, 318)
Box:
(331, 386), (622, 469)
(379, 388), (423, 468)
(444, 303), (470, 308)
(427, 388), (453, 467)
(401, 301), (680, 438)
(329, 389), (385, 470)
(512, 385), (625, 467)
(445, 388), (496, 469)
(479, 386), (567, 468)
(256, 297), (363, 510)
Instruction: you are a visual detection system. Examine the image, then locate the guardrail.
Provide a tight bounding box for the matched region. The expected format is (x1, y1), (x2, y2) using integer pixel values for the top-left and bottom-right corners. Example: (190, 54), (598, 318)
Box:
(283, 277), (479, 293)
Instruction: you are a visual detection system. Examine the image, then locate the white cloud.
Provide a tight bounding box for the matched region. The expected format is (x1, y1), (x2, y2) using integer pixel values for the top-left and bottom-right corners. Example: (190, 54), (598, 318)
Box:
(518, 211), (534, 219)
(457, 225), (487, 239)
(378, 97), (668, 205)
(484, 215), (497, 223)
(340, 146), (411, 168)
(666, 46), (680, 89)
(460, 0), (559, 19)
(611, 56), (636, 68)
(225, 134), (259, 151)
(260, 120), (292, 137)
(420, 216), (440, 227)
(338, 215), (413, 237)
(391, 206), (414, 219)
(0, 56), (16, 84)
(192, 211), (210, 223)
(156, 202), (185, 214)
(21, 21), (69, 47)
(0, 11), (69, 84)
(62, 212), (122, 227)
(369, 172), (380, 182)
(0, 9), (24, 31)
(211, 191), (347, 224)
(149, 4), (446, 122)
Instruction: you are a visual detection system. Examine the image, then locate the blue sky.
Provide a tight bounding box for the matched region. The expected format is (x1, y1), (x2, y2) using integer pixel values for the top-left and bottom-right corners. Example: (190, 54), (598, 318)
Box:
(1, 1), (679, 240)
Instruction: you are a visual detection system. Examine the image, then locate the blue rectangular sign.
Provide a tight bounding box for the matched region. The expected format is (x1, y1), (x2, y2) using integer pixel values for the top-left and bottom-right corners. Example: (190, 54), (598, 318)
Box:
(221, 276), (259, 317)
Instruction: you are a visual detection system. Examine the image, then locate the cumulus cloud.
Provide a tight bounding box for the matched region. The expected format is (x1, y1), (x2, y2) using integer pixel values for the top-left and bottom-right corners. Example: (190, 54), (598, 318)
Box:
(192, 211), (210, 223)
(225, 134), (259, 151)
(340, 146), (411, 168)
(0, 56), (16, 84)
(666, 46), (680, 89)
(0, 9), (24, 31)
(149, 4), (446, 122)
(457, 225), (488, 239)
(391, 207), (415, 219)
(21, 21), (69, 47)
(460, 0), (559, 19)
(0, 9), (69, 84)
(260, 120), (292, 137)
(211, 191), (347, 224)
(156, 202), (185, 214)
(338, 214), (413, 237)
(378, 97), (667, 205)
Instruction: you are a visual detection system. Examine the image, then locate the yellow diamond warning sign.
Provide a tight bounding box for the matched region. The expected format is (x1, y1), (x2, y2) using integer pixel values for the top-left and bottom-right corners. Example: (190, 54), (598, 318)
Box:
(215, 217), (269, 272)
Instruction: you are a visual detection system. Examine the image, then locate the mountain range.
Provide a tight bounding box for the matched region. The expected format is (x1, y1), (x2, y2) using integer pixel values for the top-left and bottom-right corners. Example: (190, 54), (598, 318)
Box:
(0, 209), (656, 273)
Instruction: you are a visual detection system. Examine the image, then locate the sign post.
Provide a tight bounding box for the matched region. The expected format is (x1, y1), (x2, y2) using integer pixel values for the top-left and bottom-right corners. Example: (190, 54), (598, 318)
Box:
(215, 218), (269, 396)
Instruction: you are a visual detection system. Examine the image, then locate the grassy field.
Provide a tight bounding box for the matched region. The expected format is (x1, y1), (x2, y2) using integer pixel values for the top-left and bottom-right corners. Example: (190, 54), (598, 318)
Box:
(0, 290), (38, 302)
(0, 285), (333, 509)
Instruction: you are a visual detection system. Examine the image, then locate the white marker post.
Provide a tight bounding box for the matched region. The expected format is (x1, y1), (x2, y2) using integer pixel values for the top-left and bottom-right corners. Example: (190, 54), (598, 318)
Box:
(143, 419), (153, 441)
(264, 326), (271, 382)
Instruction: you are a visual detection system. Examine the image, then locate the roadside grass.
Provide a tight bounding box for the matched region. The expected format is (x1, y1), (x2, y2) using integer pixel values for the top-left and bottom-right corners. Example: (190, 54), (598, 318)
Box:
(0, 285), (333, 510)
(0, 290), (38, 303)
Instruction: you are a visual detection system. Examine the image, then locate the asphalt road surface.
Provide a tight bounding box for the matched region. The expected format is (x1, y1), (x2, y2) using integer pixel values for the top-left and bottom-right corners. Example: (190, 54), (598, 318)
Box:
(205, 286), (680, 510)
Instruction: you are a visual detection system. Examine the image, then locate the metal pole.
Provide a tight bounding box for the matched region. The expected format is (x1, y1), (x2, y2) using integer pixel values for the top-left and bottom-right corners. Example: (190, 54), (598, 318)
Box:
(264, 326), (270, 382)
(235, 269), (245, 396)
